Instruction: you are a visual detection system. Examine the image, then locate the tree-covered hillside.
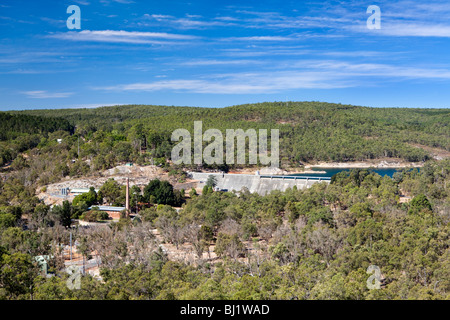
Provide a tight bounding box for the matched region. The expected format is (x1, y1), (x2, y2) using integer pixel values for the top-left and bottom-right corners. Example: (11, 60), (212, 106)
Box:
(0, 102), (449, 301)
(1, 159), (449, 300)
(12, 101), (449, 165)
(0, 112), (74, 167)
(0, 112), (74, 141)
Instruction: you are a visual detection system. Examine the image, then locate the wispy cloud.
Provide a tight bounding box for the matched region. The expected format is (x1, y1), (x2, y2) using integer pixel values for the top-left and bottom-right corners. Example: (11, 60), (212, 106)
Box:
(1, 69), (43, 74)
(47, 30), (199, 44)
(100, 0), (134, 5)
(222, 35), (297, 42)
(73, 0), (90, 5)
(67, 102), (123, 109)
(40, 17), (66, 28)
(180, 59), (262, 66)
(22, 90), (74, 99)
(358, 23), (450, 38)
(138, 9), (351, 32)
(292, 60), (450, 79)
(219, 46), (311, 58)
(94, 59), (450, 94)
(230, 9), (354, 31)
(0, 15), (35, 25)
(140, 13), (234, 29)
(146, 14), (174, 21)
(93, 72), (352, 94)
(342, 0), (450, 38)
(0, 50), (80, 65)
(131, 1), (450, 40)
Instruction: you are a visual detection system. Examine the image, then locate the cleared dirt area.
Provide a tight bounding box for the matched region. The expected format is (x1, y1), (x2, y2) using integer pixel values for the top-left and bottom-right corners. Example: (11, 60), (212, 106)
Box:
(37, 164), (198, 206)
(305, 158), (424, 168)
(409, 143), (450, 160)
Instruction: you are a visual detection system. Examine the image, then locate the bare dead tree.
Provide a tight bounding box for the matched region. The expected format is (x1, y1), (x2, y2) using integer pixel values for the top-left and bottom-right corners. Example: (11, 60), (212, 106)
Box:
(184, 223), (206, 260)
(272, 223), (291, 245)
(85, 226), (122, 269)
(127, 222), (158, 267)
(246, 239), (268, 277)
(219, 218), (242, 237)
(156, 216), (185, 249)
(306, 222), (342, 264)
(258, 221), (278, 243)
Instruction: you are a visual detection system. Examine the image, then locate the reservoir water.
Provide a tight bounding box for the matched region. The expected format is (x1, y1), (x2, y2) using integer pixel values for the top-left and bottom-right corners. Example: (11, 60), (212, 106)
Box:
(290, 167), (420, 179)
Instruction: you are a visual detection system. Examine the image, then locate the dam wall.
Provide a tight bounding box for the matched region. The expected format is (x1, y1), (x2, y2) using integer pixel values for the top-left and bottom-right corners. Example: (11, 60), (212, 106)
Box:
(189, 172), (330, 195)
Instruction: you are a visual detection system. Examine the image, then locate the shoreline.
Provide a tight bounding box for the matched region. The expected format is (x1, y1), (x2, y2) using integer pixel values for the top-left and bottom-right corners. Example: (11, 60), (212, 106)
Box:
(305, 160), (424, 169)
(223, 159), (424, 175)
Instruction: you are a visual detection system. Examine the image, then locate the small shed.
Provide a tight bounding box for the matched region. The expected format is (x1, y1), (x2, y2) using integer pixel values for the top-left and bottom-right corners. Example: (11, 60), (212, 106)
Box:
(70, 188), (99, 195)
(34, 255), (53, 276)
(88, 206), (126, 220)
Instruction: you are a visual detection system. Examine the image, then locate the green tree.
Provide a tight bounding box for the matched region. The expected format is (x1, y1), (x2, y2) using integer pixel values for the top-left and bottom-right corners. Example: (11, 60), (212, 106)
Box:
(99, 178), (125, 206)
(143, 179), (180, 206)
(202, 185), (213, 195)
(409, 194), (432, 214)
(206, 175), (218, 188)
(72, 187), (98, 207)
(214, 233), (246, 260)
(189, 188), (198, 198)
(130, 185), (142, 212)
(0, 212), (16, 229)
(0, 252), (37, 299)
(51, 200), (72, 228)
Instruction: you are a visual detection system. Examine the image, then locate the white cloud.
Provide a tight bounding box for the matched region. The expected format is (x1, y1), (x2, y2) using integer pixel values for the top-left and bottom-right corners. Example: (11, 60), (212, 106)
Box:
(100, 0), (134, 4)
(180, 59), (262, 66)
(294, 60), (450, 79)
(144, 14), (174, 21)
(2, 69), (42, 74)
(73, 0), (90, 5)
(341, 0), (450, 38)
(169, 18), (232, 29)
(67, 103), (123, 109)
(22, 91), (74, 99)
(214, 16), (240, 22)
(371, 23), (450, 38)
(227, 1), (450, 39)
(40, 17), (66, 27)
(141, 13), (237, 29)
(47, 30), (198, 44)
(93, 71), (352, 94)
(93, 59), (450, 94)
(223, 36), (296, 41)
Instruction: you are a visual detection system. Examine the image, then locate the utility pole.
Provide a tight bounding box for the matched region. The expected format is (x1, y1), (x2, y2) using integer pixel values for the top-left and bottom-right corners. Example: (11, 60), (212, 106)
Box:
(134, 191), (139, 214)
(69, 231), (72, 261)
(125, 177), (130, 216)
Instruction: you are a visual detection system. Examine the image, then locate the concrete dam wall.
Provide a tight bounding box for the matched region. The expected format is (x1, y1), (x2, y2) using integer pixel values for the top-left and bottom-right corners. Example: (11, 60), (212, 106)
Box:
(189, 172), (330, 195)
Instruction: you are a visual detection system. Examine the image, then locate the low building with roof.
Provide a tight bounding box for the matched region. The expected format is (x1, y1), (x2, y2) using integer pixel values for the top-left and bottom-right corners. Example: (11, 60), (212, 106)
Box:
(88, 205), (126, 220)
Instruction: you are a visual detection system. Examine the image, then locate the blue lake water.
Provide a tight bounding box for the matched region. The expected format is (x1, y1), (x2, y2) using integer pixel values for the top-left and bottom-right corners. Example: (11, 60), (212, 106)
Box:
(290, 167), (420, 179)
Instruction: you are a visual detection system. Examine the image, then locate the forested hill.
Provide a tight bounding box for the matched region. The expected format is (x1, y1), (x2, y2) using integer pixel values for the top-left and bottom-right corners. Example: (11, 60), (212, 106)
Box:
(0, 112), (74, 167)
(1, 102), (449, 300)
(12, 101), (449, 165)
(0, 112), (74, 141)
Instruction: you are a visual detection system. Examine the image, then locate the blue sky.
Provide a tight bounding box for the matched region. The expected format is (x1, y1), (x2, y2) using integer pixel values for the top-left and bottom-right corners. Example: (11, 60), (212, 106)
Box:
(1, 0), (450, 110)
